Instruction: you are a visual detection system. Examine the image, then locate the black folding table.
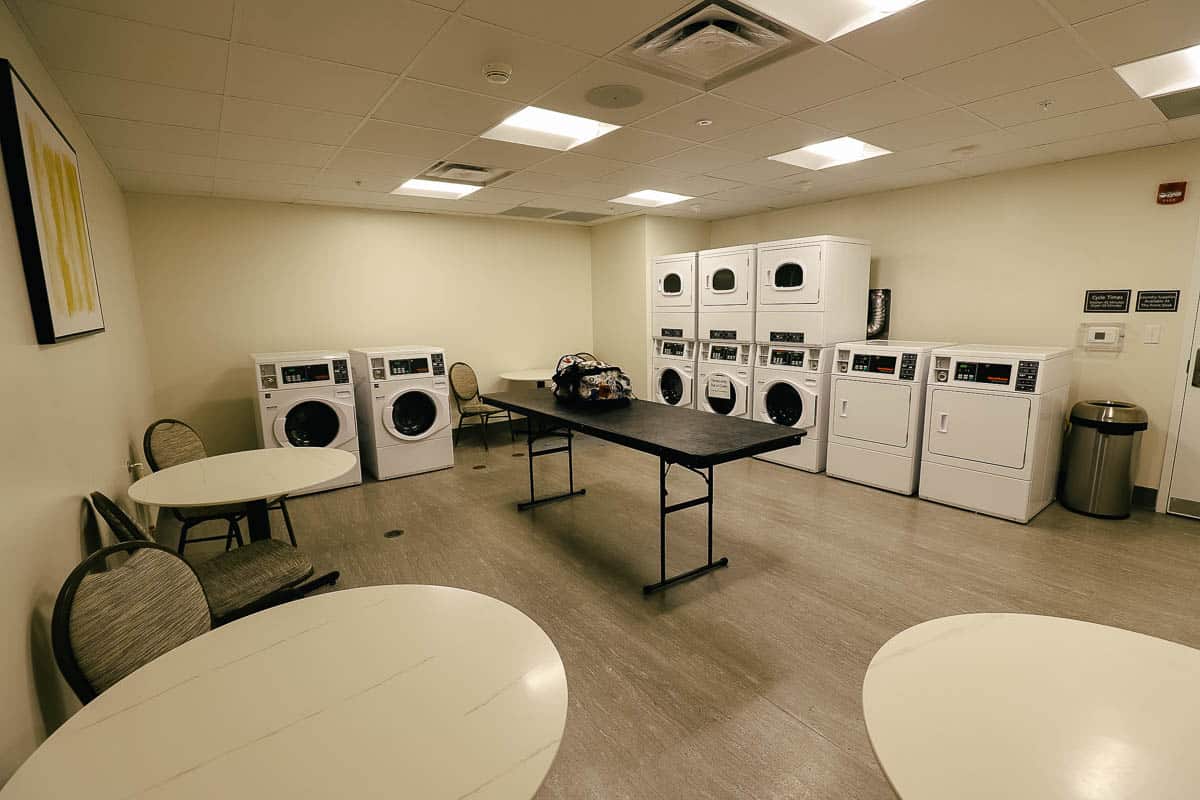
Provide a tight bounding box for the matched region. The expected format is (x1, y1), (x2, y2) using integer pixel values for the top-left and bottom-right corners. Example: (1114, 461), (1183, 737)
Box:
(482, 389), (805, 594)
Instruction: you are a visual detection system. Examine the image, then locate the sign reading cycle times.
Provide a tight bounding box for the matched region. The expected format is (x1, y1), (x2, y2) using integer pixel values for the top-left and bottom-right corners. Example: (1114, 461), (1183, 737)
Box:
(1084, 289), (1131, 313)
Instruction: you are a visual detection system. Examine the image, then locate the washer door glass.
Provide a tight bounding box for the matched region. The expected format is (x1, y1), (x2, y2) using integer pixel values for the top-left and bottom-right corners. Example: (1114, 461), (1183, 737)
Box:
(706, 377), (737, 415)
(284, 401), (340, 446)
(392, 391), (437, 437)
(765, 382), (804, 427)
(659, 368), (684, 405)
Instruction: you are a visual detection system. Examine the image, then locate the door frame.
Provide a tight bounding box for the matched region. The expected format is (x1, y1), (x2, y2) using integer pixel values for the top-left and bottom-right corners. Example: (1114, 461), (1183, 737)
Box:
(1156, 213), (1200, 512)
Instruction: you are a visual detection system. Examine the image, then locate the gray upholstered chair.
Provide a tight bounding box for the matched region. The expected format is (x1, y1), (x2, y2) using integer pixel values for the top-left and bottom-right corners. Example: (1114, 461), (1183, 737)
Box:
(89, 492), (337, 624)
(52, 540), (211, 703)
(448, 362), (514, 450)
(143, 419), (296, 551)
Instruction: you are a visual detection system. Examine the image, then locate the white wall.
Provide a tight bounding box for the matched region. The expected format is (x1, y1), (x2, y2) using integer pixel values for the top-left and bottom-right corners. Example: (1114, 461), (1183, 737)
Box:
(0, 2), (156, 781)
(125, 196), (594, 453)
(711, 140), (1200, 488)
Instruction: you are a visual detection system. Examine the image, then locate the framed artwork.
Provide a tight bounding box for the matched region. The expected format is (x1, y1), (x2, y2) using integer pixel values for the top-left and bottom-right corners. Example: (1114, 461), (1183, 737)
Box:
(0, 59), (102, 344)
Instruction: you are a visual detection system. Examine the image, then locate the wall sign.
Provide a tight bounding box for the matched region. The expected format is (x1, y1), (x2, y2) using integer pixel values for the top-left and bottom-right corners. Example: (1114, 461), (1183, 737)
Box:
(1157, 181), (1187, 205)
(1136, 290), (1180, 312)
(1084, 289), (1131, 313)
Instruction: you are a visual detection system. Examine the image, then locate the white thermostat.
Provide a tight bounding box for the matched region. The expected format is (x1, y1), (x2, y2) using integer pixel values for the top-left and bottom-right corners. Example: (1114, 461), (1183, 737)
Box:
(1081, 323), (1125, 352)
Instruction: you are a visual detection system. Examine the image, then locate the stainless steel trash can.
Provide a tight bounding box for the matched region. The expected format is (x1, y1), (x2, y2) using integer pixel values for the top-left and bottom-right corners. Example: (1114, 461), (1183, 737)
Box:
(1061, 401), (1148, 519)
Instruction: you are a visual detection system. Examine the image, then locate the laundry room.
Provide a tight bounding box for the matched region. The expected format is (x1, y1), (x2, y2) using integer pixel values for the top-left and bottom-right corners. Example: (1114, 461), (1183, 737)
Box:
(5, 0), (1200, 798)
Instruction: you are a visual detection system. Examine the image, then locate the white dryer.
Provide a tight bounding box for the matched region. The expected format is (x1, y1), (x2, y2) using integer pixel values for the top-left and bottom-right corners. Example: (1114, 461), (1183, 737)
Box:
(752, 344), (834, 472)
(652, 338), (697, 409)
(251, 350), (362, 495)
(755, 235), (870, 347)
(652, 252), (697, 340)
(698, 244), (756, 343)
(920, 344), (1073, 523)
(350, 346), (454, 480)
(697, 341), (754, 419)
(827, 340), (954, 495)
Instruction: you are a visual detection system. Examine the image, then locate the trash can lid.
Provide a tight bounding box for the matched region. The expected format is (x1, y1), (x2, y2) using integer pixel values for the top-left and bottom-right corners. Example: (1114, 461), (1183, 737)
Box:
(1070, 401), (1148, 430)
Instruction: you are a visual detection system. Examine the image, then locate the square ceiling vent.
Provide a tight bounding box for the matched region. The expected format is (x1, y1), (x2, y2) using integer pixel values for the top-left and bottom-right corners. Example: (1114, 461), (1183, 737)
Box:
(1153, 88), (1200, 120)
(420, 161), (511, 186)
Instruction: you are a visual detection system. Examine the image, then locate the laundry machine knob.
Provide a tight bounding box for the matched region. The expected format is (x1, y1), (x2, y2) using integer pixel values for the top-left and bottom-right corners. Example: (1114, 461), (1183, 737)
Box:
(936, 370), (949, 382)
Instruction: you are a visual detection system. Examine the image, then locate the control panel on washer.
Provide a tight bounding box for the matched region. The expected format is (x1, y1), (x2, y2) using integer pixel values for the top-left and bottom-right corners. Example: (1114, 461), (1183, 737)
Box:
(701, 341), (751, 365)
(656, 338), (696, 360)
(257, 357), (349, 390)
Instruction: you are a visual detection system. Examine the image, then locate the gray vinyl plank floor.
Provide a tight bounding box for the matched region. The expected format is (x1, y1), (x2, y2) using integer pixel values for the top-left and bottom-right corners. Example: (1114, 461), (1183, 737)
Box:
(169, 430), (1200, 799)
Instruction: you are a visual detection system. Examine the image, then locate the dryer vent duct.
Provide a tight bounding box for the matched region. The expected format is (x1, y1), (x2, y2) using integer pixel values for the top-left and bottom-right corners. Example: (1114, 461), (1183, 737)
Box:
(866, 288), (891, 340)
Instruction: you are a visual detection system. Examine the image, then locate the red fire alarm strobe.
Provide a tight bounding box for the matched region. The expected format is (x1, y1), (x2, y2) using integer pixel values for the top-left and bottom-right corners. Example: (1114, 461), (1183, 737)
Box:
(1158, 181), (1187, 205)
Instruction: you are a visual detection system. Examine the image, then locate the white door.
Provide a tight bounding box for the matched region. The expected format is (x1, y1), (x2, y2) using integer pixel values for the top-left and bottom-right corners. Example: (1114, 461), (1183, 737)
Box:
(273, 395), (356, 448)
(1167, 299), (1200, 517)
(760, 378), (817, 429)
(833, 379), (911, 447)
(699, 249), (751, 308)
(653, 255), (694, 310)
(759, 244), (822, 306)
(927, 389), (1030, 469)
(383, 388), (450, 441)
(703, 371), (748, 416)
(656, 365), (692, 407)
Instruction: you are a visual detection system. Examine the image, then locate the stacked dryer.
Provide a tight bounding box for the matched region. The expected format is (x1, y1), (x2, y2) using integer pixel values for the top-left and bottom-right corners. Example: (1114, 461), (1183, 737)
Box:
(651, 252), (698, 409)
(751, 236), (871, 472)
(696, 245), (757, 418)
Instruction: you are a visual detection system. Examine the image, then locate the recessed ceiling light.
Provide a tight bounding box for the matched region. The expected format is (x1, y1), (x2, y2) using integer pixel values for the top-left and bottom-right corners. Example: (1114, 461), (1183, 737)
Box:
(768, 136), (891, 170)
(744, 0), (927, 42)
(481, 106), (619, 151)
(609, 189), (694, 207)
(1115, 43), (1200, 99)
(391, 178), (481, 199)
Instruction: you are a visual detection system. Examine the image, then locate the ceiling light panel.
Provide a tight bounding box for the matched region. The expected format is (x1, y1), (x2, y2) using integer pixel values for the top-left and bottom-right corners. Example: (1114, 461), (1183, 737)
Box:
(391, 179), (481, 199)
(745, 0), (927, 42)
(769, 136), (891, 169)
(482, 106), (620, 151)
(1115, 44), (1200, 99)
(609, 189), (694, 207)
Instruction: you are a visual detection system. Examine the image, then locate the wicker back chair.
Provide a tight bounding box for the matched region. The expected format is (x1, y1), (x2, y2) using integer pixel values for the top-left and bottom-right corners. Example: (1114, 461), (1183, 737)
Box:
(448, 362), (514, 450)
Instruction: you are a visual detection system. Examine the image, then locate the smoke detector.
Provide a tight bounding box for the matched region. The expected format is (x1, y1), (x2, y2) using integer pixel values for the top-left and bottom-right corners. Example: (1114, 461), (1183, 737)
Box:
(585, 84), (645, 109)
(483, 63), (512, 85)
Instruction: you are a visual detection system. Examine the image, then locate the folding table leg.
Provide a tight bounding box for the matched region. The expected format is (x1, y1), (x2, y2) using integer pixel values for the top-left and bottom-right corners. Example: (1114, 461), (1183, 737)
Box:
(643, 459), (728, 595)
(516, 416), (587, 511)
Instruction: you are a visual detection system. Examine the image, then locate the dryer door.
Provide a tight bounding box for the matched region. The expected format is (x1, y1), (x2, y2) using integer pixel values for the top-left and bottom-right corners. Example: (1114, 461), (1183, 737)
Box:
(384, 388), (450, 441)
(700, 249), (752, 308)
(702, 371), (749, 416)
(656, 365), (691, 407)
(762, 378), (817, 429)
(653, 255), (694, 310)
(273, 396), (356, 448)
(759, 244), (822, 306)
(833, 379), (912, 446)
(927, 389), (1030, 469)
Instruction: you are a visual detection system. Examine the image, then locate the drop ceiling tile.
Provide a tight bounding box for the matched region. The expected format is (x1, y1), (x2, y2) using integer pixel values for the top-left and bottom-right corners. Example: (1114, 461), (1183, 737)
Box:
(600, 164), (690, 188)
(560, 179), (634, 200)
(644, 196), (739, 220)
(1006, 100), (1166, 147)
(310, 171), (409, 192)
(346, 120), (470, 160)
(713, 117), (837, 157)
(15, 0), (227, 92)
(43, 0), (235, 37)
(844, 165), (963, 195)
(535, 59), (699, 126)
(214, 159), (319, 183)
(226, 45), (395, 116)
(467, 187), (543, 207)
(532, 195), (623, 215)
(817, 150), (931, 182)
(706, 184), (800, 206)
(217, 132), (337, 167)
(834, 0), (1057, 77)
(859, 109), (995, 151)
(965, 70), (1137, 128)
(899, 130), (1025, 168)
(795, 82), (950, 134)
(572, 127), (691, 163)
(300, 187), (395, 207)
(53, 70), (222, 129)
(491, 171), (581, 193)
(80, 115), (217, 156)
(704, 158), (807, 184)
(650, 145), (751, 174)
(1045, 0), (1141, 23)
(115, 169), (213, 194)
(460, 0), (686, 57)
(632, 94), (777, 143)
(419, 0), (463, 9)
(714, 46), (889, 115)
(658, 174), (744, 196)
(447, 138), (552, 169)
(1038, 123), (1174, 160)
(220, 98), (362, 146)
(324, 149), (435, 177)
(101, 146), (214, 176)
(407, 17), (593, 103)
(533, 152), (628, 179)
(373, 79), (521, 135)
(1073, 0), (1200, 66)
(946, 147), (1057, 176)
(213, 177), (305, 202)
(1168, 116), (1200, 142)
(907, 30), (1101, 106)
(234, 0), (446, 74)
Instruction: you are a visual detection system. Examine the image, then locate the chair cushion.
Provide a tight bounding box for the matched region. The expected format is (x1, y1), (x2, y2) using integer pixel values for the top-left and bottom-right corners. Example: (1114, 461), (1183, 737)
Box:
(175, 503), (247, 522)
(191, 540), (314, 619)
(461, 402), (503, 415)
(147, 422), (207, 470)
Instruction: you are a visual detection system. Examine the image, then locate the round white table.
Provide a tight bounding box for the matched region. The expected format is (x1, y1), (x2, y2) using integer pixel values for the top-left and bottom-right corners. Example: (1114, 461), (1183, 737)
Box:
(500, 369), (556, 389)
(2, 586), (568, 799)
(128, 448), (355, 541)
(863, 613), (1200, 800)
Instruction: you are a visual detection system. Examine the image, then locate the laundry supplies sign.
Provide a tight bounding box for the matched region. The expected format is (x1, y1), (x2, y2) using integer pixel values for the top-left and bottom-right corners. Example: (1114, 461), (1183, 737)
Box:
(1136, 290), (1180, 312)
(1084, 289), (1131, 313)
(708, 374), (732, 400)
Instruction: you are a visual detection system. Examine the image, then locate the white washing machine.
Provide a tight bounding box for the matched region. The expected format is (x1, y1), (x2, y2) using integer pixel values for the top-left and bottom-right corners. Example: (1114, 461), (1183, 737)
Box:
(697, 341), (754, 419)
(755, 235), (870, 347)
(652, 252), (697, 340)
(652, 338), (697, 408)
(698, 244), (756, 343)
(350, 346), (454, 480)
(752, 344), (834, 472)
(251, 350), (362, 495)
(827, 340), (954, 495)
(920, 344), (1073, 523)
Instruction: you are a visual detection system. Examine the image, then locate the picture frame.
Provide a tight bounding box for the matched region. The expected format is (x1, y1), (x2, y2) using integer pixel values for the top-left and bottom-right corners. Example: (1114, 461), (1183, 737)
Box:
(0, 58), (103, 344)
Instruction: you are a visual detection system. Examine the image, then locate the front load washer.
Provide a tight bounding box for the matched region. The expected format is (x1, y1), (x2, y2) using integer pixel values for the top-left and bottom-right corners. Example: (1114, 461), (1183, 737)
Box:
(755, 235), (870, 347)
(251, 350), (362, 495)
(697, 341), (754, 419)
(752, 344), (834, 472)
(698, 244), (756, 343)
(652, 338), (697, 408)
(920, 344), (1072, 523)
(652, 252), (697, 340)
(827, 340), (954, 494)
(350, 346), (454, 480)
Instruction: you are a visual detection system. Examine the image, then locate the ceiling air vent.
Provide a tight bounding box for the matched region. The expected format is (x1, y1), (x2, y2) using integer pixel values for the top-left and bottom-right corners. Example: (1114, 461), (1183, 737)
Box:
(551, 211), (610, 223)
(421, 161), (511, 186)
(499, 206), (563, 218)
(618, 1), (814, 90)
(1152, 88), (1200, 120)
